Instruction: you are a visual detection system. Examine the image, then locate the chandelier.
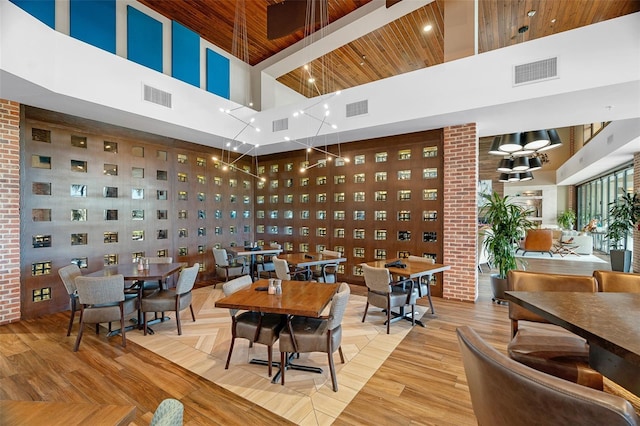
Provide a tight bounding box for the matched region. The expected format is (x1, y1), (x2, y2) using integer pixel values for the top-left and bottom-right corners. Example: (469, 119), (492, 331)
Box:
(488, 129), (562, 182)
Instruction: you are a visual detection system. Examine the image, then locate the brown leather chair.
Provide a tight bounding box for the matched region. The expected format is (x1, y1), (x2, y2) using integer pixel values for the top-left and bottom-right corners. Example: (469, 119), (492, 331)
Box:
(593, 270), (640, 292)
(507, 270), (603, 390)
(457, 326), (640, 426)
(517, 229), (554, 257)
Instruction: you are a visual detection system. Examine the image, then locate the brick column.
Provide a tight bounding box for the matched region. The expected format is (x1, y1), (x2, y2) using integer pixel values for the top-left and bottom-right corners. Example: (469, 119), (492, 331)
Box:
(443, 123), (478, 301)
(0, 99), (21, 324)
(634, 152), (639, 273)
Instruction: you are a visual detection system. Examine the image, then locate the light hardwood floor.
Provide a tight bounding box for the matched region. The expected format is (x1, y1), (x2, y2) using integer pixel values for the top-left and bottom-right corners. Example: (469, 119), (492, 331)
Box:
(0, 256), (613, 425)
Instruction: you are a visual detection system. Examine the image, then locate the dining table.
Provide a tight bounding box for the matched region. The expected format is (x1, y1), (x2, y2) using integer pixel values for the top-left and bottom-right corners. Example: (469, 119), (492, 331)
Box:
(505, 291), (640, 397)
(363, 258), (451, 326)
(0, 400), (136, 425)
(278, 251), (347, 281)
(215, 279), (339, 383)
(226, 246), (283, 281)
(86, 262), (185, 334)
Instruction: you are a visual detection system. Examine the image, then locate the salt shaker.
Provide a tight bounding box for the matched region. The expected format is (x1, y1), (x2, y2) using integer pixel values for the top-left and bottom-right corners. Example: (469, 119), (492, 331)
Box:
(137, 257), (144, 271)
(275, 279), (282, 295)
(268, 278), (276, 295)
(144, 258), (150, 270)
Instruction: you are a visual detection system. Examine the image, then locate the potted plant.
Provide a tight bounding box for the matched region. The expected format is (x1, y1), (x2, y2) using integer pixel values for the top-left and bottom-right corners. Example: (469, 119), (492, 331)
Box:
(557, 209), (576, 230)
(606, 189), (640, 272)
(480, 192), (534, 303)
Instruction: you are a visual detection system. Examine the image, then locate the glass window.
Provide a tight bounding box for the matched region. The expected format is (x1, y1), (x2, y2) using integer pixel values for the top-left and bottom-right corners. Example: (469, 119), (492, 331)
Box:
(375, 152), (387, 162)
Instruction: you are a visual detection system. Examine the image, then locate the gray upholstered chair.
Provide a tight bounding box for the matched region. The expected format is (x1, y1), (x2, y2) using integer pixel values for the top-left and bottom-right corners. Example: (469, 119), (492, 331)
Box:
(507, 270), (603, 390)
(273, 257), (309, 281)
(58, 263), (82, 336)
(457, 326), (639, 426)
(593, 270), (640, 292)
(222, 275), (284, 377)
(151, 398), (184, 426)
(279, 282), (350, 391)
(406, 255), (436, 314)
(361, 264), (418, 334)
(213, 248), (247, 282)
(140, 263), (199, 335)
(73, 274), (137, 351)
(256, 243), (281, 279)
(312, 249), (341, 283)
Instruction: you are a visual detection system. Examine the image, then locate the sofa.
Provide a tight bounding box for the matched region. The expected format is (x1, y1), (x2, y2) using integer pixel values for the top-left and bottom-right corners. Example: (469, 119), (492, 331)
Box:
(561, 231), (593, 255)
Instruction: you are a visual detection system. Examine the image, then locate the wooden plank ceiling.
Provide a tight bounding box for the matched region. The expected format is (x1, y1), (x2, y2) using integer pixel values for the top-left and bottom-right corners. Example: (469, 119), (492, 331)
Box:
(139, 0), (639, 97)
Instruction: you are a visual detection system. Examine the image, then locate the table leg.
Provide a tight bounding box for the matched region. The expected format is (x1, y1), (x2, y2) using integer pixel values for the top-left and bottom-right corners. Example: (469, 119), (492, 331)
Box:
(250, 352), (324, 384)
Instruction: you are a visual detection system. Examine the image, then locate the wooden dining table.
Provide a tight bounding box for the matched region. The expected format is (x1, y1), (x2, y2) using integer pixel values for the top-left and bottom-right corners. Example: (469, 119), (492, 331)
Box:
(505, 291), (640, 397)
(215, 279), (339, 382)
(86, 262), (185, 334)
(278, 252), (347, 280)
(0, 400), (136, 425)
(226, 247), (283, 281)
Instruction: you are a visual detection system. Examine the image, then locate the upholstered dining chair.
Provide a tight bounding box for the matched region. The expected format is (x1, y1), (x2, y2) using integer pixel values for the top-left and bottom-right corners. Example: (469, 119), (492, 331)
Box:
(140, 263), (199, 335)
(406, 255), (436, 314)
(222, 275), (284, 377)
(213, 248), (247, 283)
(312, 249), (341, 283)
(58, 263), (82, 336)
(273, 257), (309, 281)
(593, 270), (640, 292)
(279, 282), (350, 391)
(361, 264), (418, 334)
(256, 243), (281, 279)
(457, 326), (639, 426)
(73, 274), (137, 351)
(507, 270), (603, 390)
(150, 398), (184, 426)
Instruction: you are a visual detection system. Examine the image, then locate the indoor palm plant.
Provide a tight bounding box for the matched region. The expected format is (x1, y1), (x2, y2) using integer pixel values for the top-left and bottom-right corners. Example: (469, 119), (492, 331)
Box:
(480, 192), (534, 302)
(557, 209), (576, 230)
(606, 189), (640, 271)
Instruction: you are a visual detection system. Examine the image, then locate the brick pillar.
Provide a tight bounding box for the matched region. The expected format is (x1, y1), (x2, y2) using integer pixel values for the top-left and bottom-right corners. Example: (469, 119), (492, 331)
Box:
(634, 152), (640, 273)
(443, 123), (478, 301)
(0, 100), (21, 324)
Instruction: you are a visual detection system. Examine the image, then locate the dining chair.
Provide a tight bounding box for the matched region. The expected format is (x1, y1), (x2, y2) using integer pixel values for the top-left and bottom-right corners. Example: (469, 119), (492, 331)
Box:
(73, 274), (137, 351)
(507, 270), (603, 390)
(58, 263), (82, 336)
(140, 263), (199, 335)
(457, 326), (639, 426)
(213, 248), (247, 283)
(134, 256), (173, 295)
(273, 257), (309, 281)
(312, 249), (341, 283)
(279, 282), (350, 391)
(593, 270), (640, 292)
(150, 398), (184, 426)
(256, 243), (281, 279)
(406, 255), (436, 314)
(361, 264), (418, 334)
(222, 275), (284, 377)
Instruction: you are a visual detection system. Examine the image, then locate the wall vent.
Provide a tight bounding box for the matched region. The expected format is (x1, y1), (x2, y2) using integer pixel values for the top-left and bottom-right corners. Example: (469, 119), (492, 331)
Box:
(272, 118), (288, 132)
(513, 57), (558, 86)
(346, 100), (368, 118)
(607, 134), (614, 145)
(143, 84), (172, 108)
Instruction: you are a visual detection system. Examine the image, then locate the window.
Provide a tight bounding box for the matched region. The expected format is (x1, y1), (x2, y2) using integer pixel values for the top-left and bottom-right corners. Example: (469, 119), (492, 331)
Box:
(334, 211), (345, 220)
(104, 232), (118, 243)
(354, 229), (365, 239)
(354, 155), (365, 165)
(375, 229), (387, 240)
(285, 178), (293, 188)
(354, 210), (365, 220)
(132, 167), (144, 178)
(354, 173), (365, 183)
(398, 211), (411, 221)
(423, 168), (437, 179)
(374, 249), (386, 259)
(177, 173), (187, 182)
(398, 231), (411, 241)
(284, 194), (293, 203)
(32, 261), (52, 276)
(270, 210), (278, 219)
(197, 175), (206, 184)
(270, 164), (279, 173)
(300, 177), (309, 186)
(397, 170), (411, 180)
(229, 178), (238, 187)
(317, 210), (326, 220)
(423, 231), (437, 242)
(334, 228), (345, 238)
(375, 210), (387, 221)
(157, 170), (168, 180)
(270, 195), (279, 203)
(317, 176), (327, 185)
(334, 175), (346, 184)
(32, 155), (51, 169)
(375, 152), (387, 162)
(71, 135), (87, 148)
(300, 210), (310, 219)
(300, 227), (310, 236)
(71, 160), (87, 172)
(132, 146), (144, 157)
(398, 149), (411, 160)
(197, 157), (206, 167)
(270, 180), (278, 189)
(214, 177), (222, 186)
(317, 228), (327, 237)
(423, 146), (438, 158)
(285, 163), (293, 171)
(317, 193), (327, 202)
(423, 210), (438, 221)
(354, 192), (365, 202)
(353, 247), (365, 258)
(104, 141), (118, 153)
(335, 157), (346, 167)
(423, 189), (438, 200)
(375, 171), (387, 182)
(375, 191), (387, 201)
(334, 193), (345, 202)
(177, 154), (187, 164)
(256, 195), (265, 204)
(398, 190), (411, 201)
(300, 194), (309, 203)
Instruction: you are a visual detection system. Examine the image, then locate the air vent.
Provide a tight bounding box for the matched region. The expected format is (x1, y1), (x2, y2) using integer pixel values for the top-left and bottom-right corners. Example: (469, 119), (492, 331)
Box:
(272, 118), (288, 132)
(513, 57), (558, 86)
(143, 84), (172, 108)
(607, 134), (614, 145)
(346, 100), (368, 118)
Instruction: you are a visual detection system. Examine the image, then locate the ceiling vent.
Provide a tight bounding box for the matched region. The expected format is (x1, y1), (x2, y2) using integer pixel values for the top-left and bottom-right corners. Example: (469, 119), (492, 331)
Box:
(346, 100), (368, 118)
(513, 57), (558, 86)
(272, 117), (288, 132)
(143, 84), (172, 108)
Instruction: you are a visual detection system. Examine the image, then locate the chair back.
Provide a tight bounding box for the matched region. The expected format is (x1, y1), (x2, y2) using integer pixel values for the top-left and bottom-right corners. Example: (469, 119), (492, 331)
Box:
(593, 270), (640, 292)
(58, 264), (81, 295)
(523, 229), (553, 251)
(273, 257), (291, 280)
(175, 263), (199, 295)
(270, 242), (282, 249)
(75, 275), (125, 305)
(508, 270), (596, 325)
(150, 398), (184, 426)
(456, 326), (640, 426)
(407, 255), (434, 264)
(222, 275), (253, 317)
(327, 283), (350, 330)
(213, 248), (230, 266)
(321, 249), (341, 258)
(362, 264), (391, 294)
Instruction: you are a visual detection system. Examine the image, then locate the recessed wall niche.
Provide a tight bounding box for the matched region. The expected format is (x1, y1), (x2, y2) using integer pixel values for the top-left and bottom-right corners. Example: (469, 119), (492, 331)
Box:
(32, 182), (51, 195)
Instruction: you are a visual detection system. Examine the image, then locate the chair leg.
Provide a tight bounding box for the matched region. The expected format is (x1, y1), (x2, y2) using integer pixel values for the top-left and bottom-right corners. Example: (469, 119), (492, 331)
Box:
(361, 302), (369, 323)
(73, 310), (85, 352)
(267, 345), (273, 377)
(280, 352), (286, 385)
(143, 311), (148, 336)
(189, 304), (196, 322)
(328, 351), (338, 392)
(386, 304), (391, 334)
(67, 296), (76, 336)
(176, 308), (182, 335)
(411, 304), (415, 326)
(225, 338), (235, 369)
(120, 303), (126, 348)
(338, 346), (345, 364)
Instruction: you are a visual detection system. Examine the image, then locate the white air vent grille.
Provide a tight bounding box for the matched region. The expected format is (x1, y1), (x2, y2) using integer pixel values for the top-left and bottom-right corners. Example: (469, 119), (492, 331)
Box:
(346, 100), (368, 118)
(143, 84), (172, 108)
(513, 57), (558, 86)
(272, 118), (288, 132)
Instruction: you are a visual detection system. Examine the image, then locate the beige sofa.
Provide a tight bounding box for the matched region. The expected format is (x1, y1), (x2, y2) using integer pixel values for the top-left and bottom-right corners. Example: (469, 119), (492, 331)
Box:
(561, 231), (593, 255)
